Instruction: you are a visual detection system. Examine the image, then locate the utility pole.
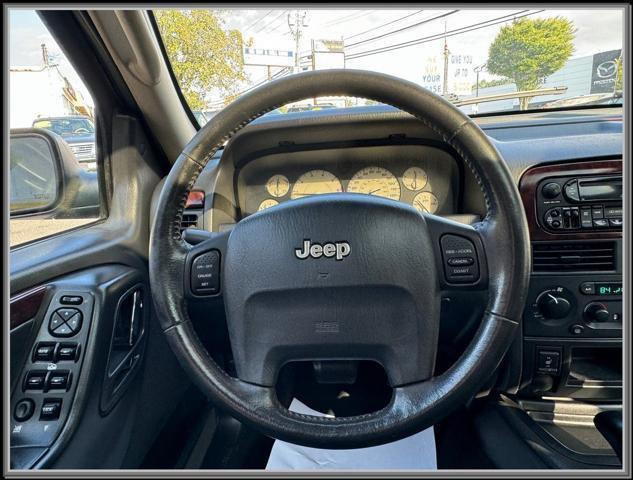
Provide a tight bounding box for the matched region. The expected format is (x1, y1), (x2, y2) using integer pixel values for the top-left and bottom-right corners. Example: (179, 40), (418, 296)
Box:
(442, 21), (449, 96)
(41, 43), (49, 68)
(288, 10), (308, 74)
(473, 63), (486, 115)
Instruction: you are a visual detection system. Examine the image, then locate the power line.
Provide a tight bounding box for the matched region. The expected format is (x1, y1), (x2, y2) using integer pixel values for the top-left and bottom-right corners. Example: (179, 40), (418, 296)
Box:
(344, 9), (425, 41)
(253, 10), (287, 34)
(242, 10), (274, 32)
(345, 10), (459, 49)
(322, 10), (365, 28)
(346, 10), (540, 60)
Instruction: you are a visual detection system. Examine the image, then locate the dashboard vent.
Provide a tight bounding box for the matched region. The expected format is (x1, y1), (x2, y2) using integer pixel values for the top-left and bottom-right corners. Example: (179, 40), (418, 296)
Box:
(532, 242), (616, 272)
(179, 212), (200, 233)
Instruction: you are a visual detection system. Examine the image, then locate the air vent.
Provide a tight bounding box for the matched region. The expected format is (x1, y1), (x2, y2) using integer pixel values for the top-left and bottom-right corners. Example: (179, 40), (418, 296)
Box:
(532, 242), (616, 272)
(179, 212), (200, 233)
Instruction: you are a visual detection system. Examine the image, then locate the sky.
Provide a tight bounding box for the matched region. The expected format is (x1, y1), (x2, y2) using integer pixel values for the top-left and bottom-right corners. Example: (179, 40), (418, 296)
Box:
(9, 7), (625, 111)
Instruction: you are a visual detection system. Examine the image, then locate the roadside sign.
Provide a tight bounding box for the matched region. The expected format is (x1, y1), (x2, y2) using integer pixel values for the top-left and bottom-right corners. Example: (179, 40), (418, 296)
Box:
(243, 47), (295, 67)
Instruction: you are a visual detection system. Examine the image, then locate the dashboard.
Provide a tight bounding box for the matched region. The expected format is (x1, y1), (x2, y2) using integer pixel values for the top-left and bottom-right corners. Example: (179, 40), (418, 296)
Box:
(169, 105), (623, 406)
(236, 144), (460, 217)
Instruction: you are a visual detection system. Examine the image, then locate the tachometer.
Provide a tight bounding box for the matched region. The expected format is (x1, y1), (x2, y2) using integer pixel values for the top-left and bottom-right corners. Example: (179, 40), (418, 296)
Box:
(290, 170), (343, 199)
(402, 167), (428, 191)
(266, 174), (290, 197)
(346, 166), (400, 201)
(412, 192), (439, 214)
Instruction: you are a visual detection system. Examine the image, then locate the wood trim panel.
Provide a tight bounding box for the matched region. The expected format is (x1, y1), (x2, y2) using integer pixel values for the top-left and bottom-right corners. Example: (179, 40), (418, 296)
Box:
(10, 285), (49, 330)
(518, 159), (622, 241)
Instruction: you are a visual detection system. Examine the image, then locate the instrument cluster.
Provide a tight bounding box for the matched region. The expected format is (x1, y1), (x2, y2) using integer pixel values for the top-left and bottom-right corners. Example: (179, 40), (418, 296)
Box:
(237, 145), (458, 217)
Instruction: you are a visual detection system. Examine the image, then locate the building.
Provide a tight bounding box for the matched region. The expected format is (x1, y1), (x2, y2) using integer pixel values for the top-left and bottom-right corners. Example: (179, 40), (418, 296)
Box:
(10, 63), (93, 128)
(461, 49), (622, 114)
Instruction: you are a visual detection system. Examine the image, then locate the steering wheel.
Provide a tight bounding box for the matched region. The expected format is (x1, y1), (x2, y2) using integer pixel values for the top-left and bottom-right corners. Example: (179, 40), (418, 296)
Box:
(149, 70), (530, 449)
(74, 127), (90, 134)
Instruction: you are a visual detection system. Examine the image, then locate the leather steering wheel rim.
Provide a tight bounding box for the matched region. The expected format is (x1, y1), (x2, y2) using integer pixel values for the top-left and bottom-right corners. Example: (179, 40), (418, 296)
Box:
(149, 69), (531, 449)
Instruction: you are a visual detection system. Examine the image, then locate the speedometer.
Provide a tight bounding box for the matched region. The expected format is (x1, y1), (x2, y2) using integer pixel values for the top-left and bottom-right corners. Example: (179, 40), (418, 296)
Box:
(346, 166), (400, 201)
(290, 170), (343, 199)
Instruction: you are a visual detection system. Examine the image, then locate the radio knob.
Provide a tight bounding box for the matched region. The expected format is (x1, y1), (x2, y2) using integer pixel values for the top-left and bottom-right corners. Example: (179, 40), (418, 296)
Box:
(542, 182), (562, 199)
(584, 302), (610, 323)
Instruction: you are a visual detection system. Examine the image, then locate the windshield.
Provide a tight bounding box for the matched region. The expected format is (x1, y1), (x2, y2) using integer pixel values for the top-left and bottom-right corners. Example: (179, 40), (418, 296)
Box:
(153, 8), (624, 123)
(33, 117), (95, 137)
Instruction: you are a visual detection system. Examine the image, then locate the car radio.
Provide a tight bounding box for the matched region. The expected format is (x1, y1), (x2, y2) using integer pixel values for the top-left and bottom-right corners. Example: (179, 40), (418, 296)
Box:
(536, 174), (622, 232)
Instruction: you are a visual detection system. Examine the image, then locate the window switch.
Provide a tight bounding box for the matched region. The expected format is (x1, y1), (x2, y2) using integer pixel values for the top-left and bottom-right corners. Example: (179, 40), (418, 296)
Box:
(56, 343), (79, 362)
(40, 399), (62, 420)
(46, 371), (70, 391)
(33, 342), (56, 362)
(23, 371), (47, 391)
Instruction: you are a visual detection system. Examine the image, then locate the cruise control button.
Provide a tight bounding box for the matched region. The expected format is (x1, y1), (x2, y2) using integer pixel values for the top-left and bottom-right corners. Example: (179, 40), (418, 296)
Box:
(40, 399), (62, 420)
(191, 250), (220, 294)
(447, 257), (474, 266)
(441, 235), (479, 284)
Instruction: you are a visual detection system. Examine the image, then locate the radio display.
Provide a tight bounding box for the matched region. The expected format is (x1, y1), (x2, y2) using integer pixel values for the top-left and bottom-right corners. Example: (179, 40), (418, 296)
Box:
(595, 282), (622, 296)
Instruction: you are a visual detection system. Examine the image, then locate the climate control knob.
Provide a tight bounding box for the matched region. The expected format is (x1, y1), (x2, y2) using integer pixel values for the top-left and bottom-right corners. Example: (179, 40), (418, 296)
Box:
(536, 287), (573, 320)
(584, 302), (610, 323)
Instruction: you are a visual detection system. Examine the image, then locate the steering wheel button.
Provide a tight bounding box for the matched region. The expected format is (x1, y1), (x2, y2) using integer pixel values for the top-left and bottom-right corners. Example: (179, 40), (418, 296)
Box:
(447, 257), (474, 266)
(191, 251), (220, 294)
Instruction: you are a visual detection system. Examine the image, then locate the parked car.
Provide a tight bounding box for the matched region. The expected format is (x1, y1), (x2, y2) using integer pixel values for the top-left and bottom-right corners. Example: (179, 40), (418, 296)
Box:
(32, 115), (97, 171)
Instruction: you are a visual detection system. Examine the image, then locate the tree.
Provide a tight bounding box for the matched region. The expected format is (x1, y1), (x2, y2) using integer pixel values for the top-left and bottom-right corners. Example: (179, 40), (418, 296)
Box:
(614, 56), (623, 92)
(154, 10), (248, 110)
(487, 17), (575, 110)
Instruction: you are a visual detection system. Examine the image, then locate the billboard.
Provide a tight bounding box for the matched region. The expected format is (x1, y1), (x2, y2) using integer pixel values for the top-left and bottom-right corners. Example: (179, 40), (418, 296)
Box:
(590, 49), (621, 94)
(242, 47), (295, 67)
(312, 39), (345, 70)
(421, 54), (474, 96)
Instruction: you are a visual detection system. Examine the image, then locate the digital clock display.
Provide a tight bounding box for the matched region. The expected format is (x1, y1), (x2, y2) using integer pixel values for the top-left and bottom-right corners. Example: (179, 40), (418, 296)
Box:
(595, 282), (623, 296)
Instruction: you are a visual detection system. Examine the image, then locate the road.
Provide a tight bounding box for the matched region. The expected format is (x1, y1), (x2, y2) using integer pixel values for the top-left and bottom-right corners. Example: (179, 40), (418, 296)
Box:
(10, 218), (96, 247)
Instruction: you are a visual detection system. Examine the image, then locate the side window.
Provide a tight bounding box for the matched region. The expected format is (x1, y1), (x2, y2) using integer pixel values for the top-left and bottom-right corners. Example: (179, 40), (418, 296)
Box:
(9, 10), (101, 248)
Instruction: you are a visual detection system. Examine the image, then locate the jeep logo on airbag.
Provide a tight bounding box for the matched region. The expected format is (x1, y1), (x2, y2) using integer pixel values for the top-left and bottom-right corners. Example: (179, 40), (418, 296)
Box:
(295, 239), (351, 261)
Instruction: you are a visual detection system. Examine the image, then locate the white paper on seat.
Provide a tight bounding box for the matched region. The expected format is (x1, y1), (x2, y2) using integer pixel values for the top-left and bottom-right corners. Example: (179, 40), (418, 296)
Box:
(265, 398), (437, 470)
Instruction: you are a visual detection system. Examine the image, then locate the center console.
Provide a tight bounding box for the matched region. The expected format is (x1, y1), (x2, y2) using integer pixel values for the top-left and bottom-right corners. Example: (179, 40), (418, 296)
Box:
(518, 159), (622, 400)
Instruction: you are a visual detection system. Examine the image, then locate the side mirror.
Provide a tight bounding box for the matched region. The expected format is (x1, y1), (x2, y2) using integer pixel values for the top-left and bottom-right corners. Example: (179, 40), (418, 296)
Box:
(10, 128), (100, 219)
